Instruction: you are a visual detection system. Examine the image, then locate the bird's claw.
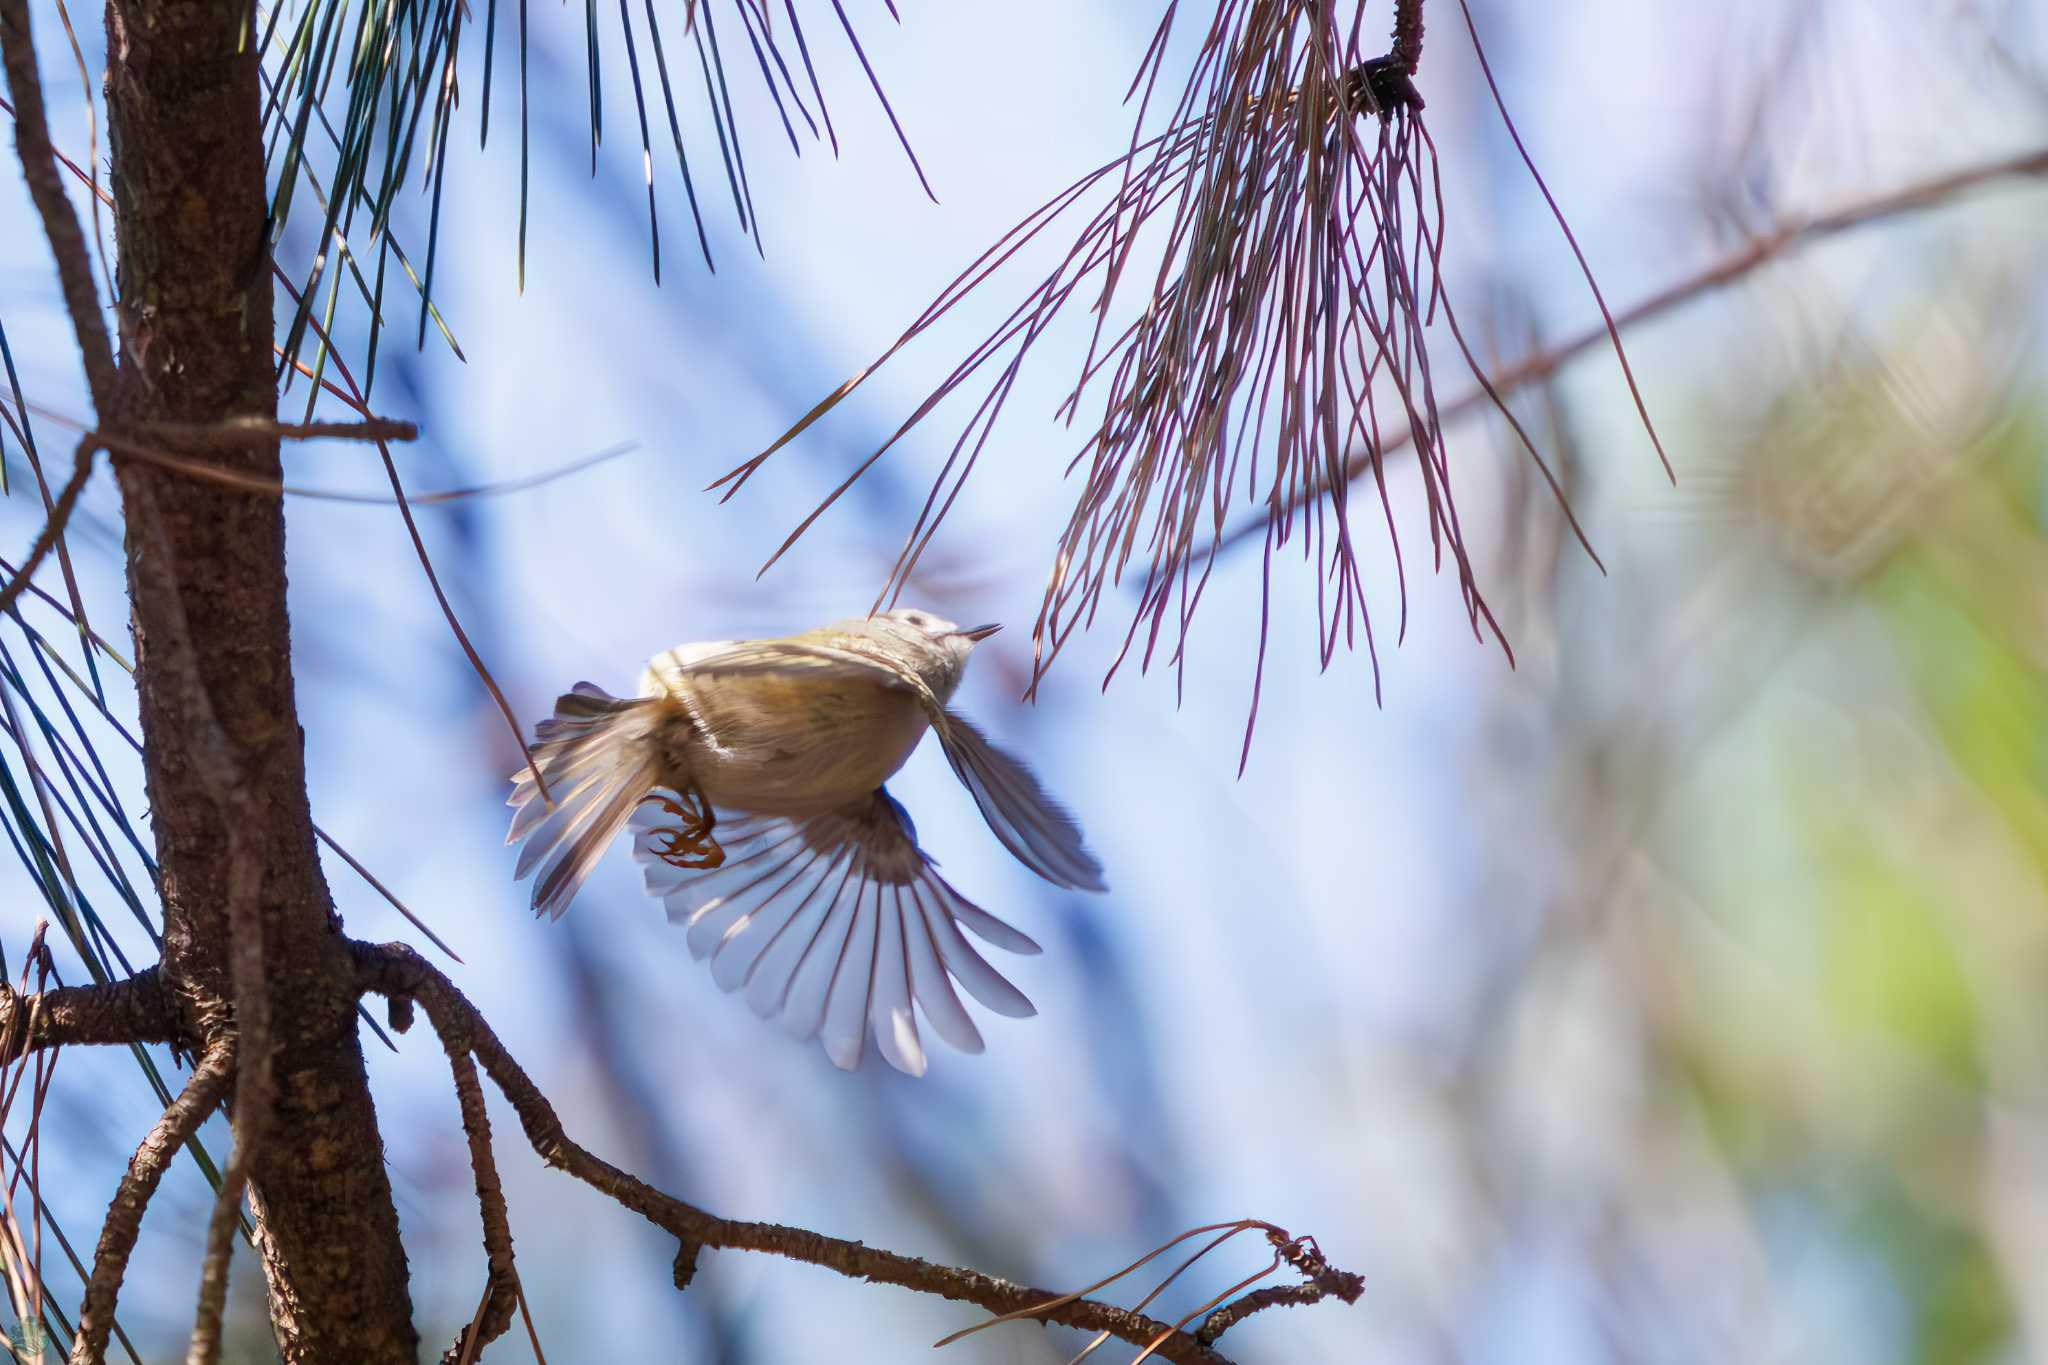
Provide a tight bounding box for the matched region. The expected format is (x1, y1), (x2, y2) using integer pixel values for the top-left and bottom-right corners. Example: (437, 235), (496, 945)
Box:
(642, 789), (726, 869)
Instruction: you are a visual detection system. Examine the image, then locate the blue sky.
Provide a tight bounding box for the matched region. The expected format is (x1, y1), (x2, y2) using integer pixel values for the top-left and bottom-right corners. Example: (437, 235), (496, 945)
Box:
(5, 0), (2045, 1361)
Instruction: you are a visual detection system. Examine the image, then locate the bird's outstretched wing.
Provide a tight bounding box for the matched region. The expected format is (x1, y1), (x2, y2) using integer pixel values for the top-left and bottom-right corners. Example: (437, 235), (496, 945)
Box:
(933, 711), (1107, 892)
(629, 788), (1039, 1075)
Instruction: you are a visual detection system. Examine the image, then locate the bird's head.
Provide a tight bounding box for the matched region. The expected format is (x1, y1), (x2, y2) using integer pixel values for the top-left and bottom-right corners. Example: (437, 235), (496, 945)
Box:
(869, 607), (999, 702)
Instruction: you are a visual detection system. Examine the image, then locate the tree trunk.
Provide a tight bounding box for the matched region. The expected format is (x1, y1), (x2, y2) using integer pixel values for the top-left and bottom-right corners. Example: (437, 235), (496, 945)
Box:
(100, 0), (418, 1357)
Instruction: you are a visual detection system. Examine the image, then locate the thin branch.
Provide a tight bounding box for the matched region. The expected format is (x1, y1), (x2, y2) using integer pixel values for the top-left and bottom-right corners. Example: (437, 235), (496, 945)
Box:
(1388, 0), (1425, 73)
(1197, 1231), (1363, 1344)
(0, 437), (94, 624)
(1356, 0), (1427, 113)
(0, 969), (175, 1063)
(1217, 141), (2048, 555)
(437, 1045), (518, 1365)
(357, 942), (1319, 1365)
(0, 0), (115, 408)
(2, 396), (630, 512)
(136, 416), (419, 448)
(0, 415), (418, 627)
(1197, 1283), (1330, 1344)
(71, 1045), (234, 1365)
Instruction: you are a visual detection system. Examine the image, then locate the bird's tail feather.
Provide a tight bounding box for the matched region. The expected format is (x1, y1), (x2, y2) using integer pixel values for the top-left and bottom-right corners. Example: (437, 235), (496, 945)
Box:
(507, 683), (668, 919)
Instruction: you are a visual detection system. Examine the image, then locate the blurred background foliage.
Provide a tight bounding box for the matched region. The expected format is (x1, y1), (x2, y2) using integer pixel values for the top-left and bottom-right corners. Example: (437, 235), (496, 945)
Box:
(3, 0), (2048, 1361)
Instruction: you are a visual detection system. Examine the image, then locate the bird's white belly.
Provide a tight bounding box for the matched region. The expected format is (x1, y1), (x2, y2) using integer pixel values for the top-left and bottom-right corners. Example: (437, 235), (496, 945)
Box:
(669, 674), (930, 817)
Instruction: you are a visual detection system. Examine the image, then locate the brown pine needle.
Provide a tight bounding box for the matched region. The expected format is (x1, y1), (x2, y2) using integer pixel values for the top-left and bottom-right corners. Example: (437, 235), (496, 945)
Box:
(314, 827), (464, 964)
(713, 0), (1572, 750)
(1452, 0), (1669, 482)
(514, 1277), (550, 1365)
(933, 1220), (1267, 1350)
(1068, 1223), (1260, 1363)
(1129, 1252), (1283, 1365)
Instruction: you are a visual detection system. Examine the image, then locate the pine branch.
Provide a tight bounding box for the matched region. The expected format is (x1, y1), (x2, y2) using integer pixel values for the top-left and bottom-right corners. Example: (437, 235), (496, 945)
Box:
(0, 0), (114, 408)
(438, 1041), (519, 1365)
(73, 1045), (235, 1365)
(356, 941), (1360, 1365)
(0, 969), (177, 1063)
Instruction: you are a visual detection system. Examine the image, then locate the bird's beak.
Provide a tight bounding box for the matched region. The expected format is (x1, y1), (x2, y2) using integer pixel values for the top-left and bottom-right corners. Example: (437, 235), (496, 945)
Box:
(957, 622), (1002, 642)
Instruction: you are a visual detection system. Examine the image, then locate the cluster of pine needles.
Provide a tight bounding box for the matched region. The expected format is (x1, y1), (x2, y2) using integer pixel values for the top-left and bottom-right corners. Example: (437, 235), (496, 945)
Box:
(717, 0), (1661, 764)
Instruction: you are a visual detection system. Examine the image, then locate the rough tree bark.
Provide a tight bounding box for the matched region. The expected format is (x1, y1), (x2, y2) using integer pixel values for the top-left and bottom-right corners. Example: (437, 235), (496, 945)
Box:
(98, 0), (417, 1357)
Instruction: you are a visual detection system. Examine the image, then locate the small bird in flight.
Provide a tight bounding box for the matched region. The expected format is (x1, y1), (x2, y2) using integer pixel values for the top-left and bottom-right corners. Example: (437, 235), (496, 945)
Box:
(506, 608), (1106, 1074)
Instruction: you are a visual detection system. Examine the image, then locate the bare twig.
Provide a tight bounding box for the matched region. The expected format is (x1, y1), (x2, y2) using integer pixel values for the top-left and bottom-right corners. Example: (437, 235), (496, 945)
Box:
(1388, 0), (1425, 73)
(2, 394), (629, 515)
(0, 437), (95, 623)
(134, 416), (418, 448)
(1217, 141), (2048, 555)
(437, 1045), (518, 1365)
(1197, 1282), (1331, 1343)
(0, 0), (115, 407)
(0, 969), (176, 1063)
(1198, 1230), (1363, 1344)
(0, 415), (419, 631)
(357, 942), (1328, 1365)
(72, 1045), (234, 1365)
(1355, 0), (1427, 113)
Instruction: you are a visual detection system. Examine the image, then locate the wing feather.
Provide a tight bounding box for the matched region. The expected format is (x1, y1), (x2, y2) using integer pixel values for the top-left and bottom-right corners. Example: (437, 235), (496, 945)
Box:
(899, 885), (984, 1054)
(742, 863), (850, 1020)
(911, 881), (1036, 1019)
(629, 787), (1037, 1073)
(869, 893), (926, 1075)
(779, 884), (859, 1045)
(935, 711), (1107, 892)
(821, 882), (884, 1070)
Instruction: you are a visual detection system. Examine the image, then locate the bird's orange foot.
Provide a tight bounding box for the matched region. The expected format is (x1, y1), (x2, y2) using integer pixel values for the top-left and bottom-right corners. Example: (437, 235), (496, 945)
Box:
(642, 789), (726, 869)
